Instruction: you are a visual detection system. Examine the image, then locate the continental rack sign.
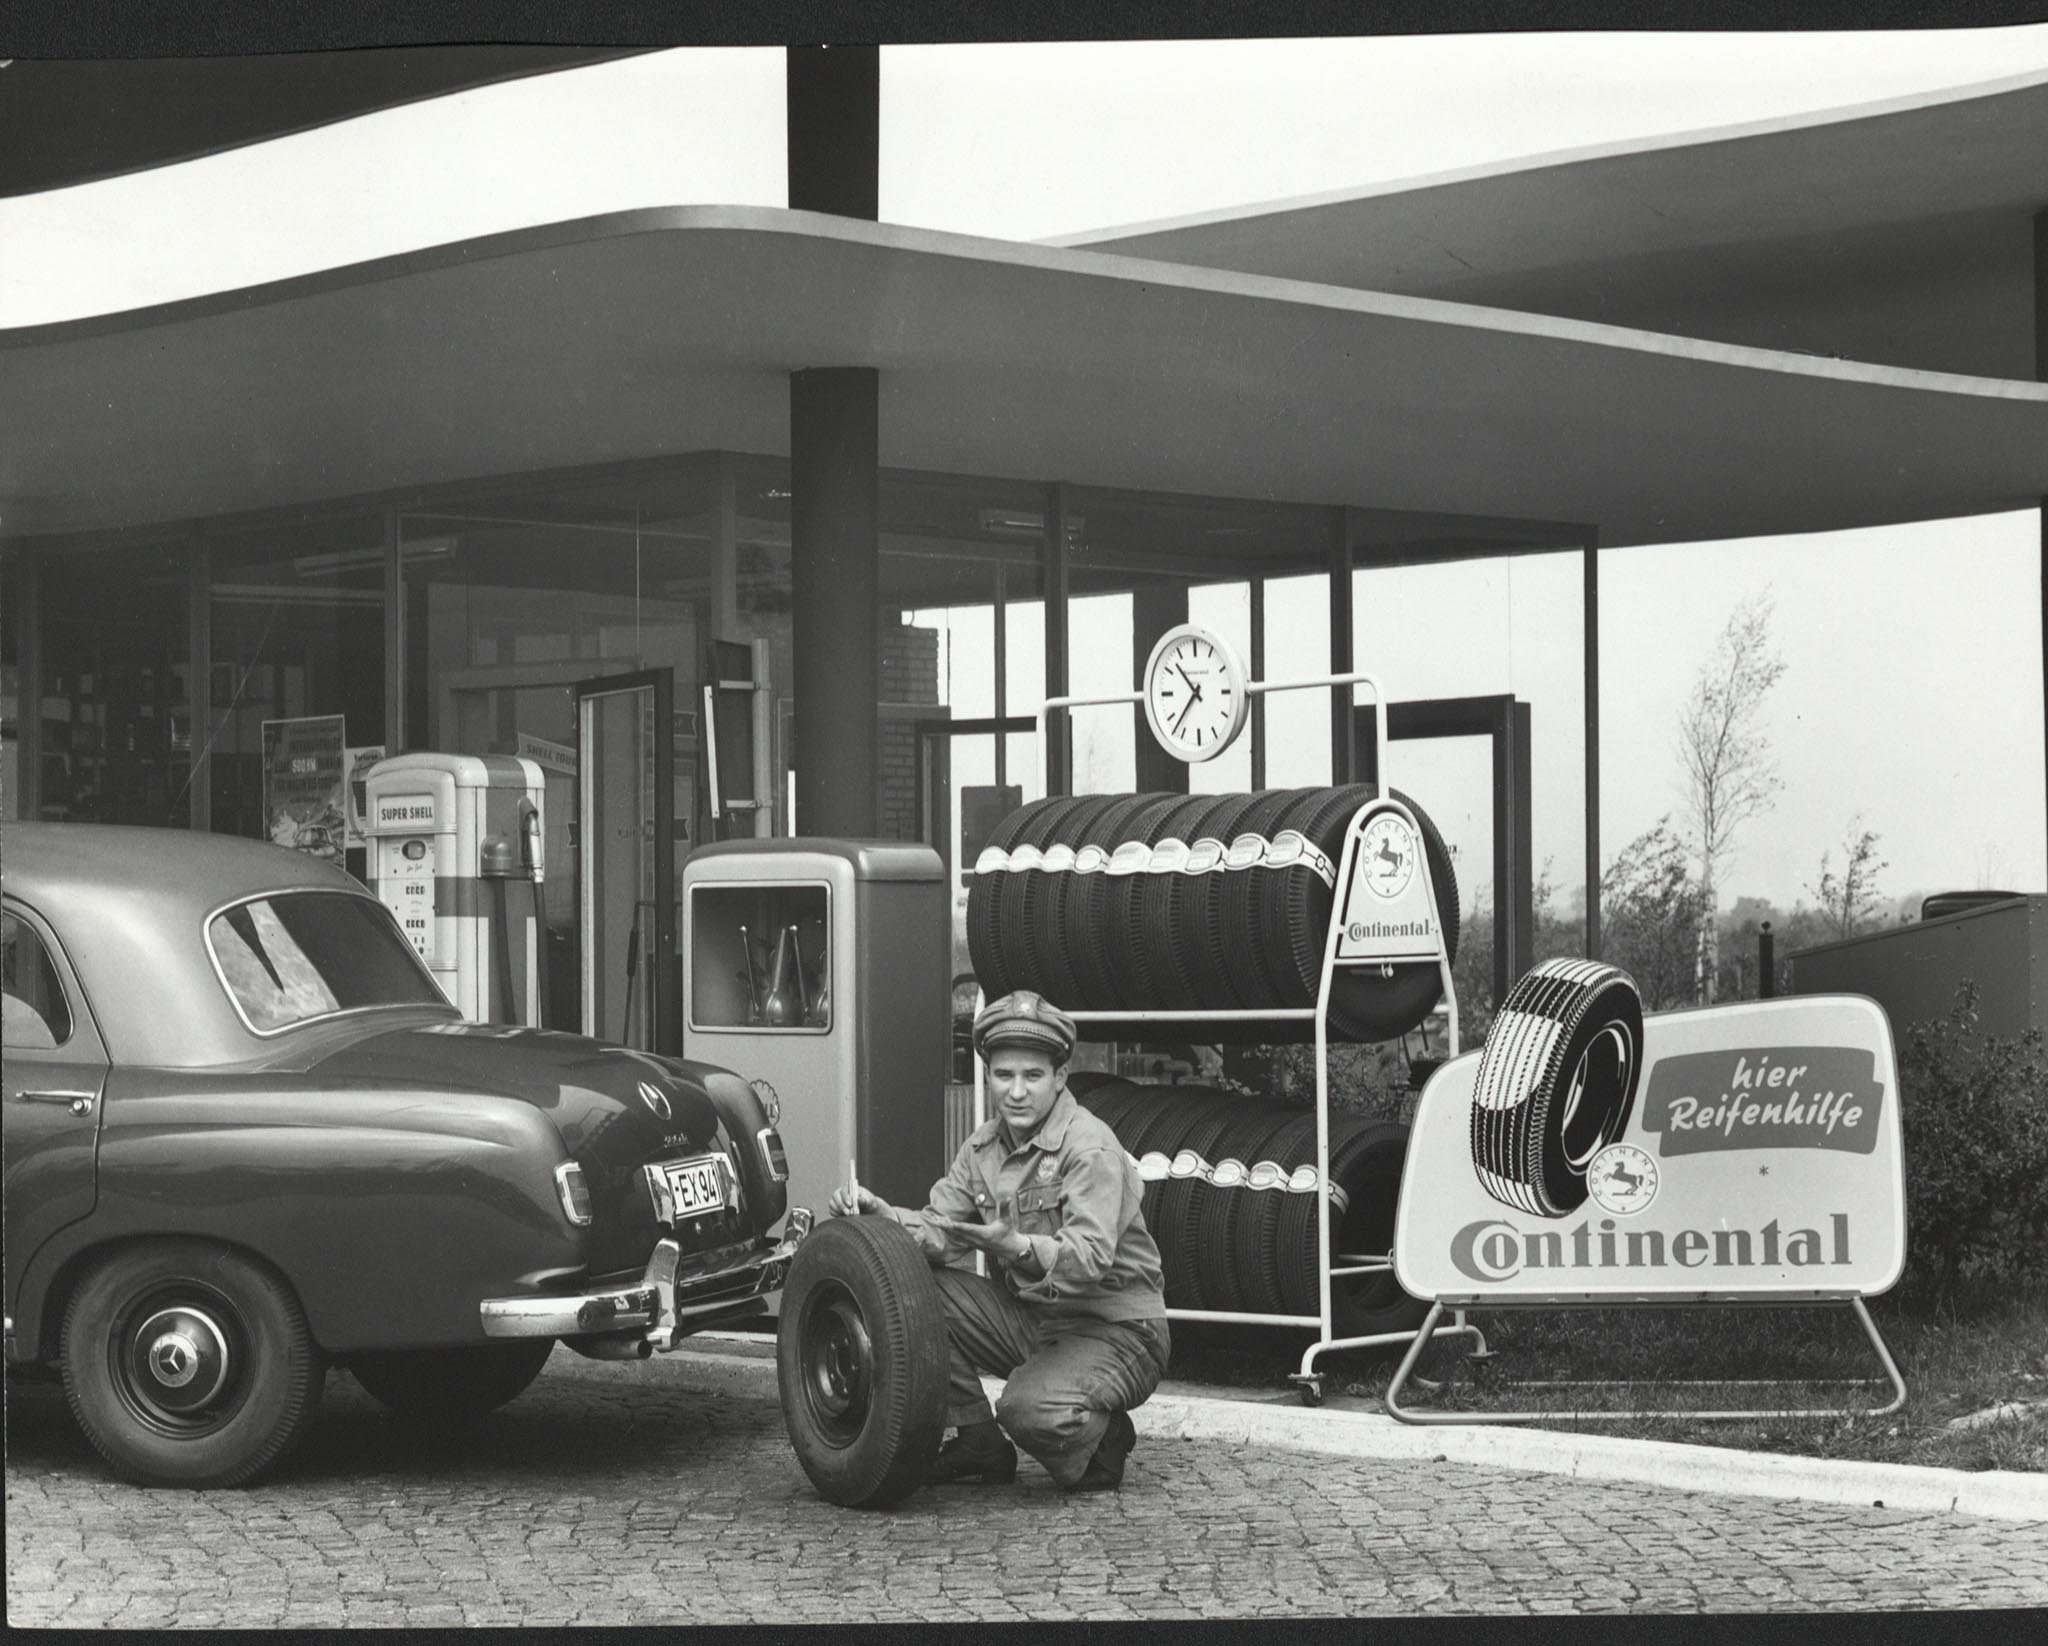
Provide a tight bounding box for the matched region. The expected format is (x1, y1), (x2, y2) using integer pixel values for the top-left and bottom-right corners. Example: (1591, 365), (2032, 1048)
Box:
(1396, 978), (1904, 1302)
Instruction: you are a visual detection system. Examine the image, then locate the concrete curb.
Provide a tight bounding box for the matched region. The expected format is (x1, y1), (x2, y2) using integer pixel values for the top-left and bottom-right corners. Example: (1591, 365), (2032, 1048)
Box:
(653, 1337), (2048, 1523)
(1138, 1388), (2048, 1523)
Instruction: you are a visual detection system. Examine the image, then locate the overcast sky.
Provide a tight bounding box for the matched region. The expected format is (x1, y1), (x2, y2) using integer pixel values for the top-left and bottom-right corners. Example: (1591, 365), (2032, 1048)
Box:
(5, 30), (2046, 910)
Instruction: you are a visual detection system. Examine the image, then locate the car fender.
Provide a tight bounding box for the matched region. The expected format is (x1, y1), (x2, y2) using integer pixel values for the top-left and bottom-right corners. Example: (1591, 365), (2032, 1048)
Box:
(14, 1075), (586, 1361)
(692, 1065), (790, 1234)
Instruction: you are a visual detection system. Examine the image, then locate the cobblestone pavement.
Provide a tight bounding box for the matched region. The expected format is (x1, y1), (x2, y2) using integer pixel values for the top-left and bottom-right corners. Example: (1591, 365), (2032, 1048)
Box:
(8, 1351), (2048, 1627)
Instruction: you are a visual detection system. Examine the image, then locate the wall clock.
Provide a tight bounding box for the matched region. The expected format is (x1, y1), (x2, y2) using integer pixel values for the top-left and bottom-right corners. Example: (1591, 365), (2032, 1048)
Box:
(1141, 623), (1248, 763)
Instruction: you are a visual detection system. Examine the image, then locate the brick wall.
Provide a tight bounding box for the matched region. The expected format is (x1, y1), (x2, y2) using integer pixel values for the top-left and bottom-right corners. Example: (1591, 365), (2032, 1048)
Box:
(877, 618), (940, 841)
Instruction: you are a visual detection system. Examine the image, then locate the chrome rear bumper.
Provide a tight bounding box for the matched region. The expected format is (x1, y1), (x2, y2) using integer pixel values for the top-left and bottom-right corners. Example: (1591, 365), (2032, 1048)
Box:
(480, 1208), (812, 1349)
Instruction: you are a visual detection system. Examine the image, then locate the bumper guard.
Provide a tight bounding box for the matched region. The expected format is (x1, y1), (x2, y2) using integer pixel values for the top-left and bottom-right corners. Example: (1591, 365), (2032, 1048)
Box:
(480, 1207), (813, 1350)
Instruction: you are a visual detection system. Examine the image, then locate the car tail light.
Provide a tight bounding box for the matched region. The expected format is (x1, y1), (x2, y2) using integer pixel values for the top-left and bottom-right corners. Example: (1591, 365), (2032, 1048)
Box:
(756, 1127), (790, 1184)
(554, 1160), (593, 1226)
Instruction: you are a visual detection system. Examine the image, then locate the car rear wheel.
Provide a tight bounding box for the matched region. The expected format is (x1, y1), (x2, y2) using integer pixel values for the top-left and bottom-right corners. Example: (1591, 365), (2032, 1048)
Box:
(777, 1216), (949, 1508)
(61, 1239), (326, 1489)
(348, 1340), (555, 1421)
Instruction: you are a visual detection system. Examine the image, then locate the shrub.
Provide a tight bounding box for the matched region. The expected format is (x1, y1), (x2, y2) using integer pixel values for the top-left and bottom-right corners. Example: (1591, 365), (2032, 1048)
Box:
(1894, 984), (2048, 1307)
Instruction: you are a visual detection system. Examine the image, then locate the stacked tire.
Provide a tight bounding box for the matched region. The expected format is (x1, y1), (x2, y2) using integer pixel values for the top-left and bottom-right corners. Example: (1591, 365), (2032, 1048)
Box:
(1075, 1079), (1428, 1340)
(966, 785), (1458, 1042)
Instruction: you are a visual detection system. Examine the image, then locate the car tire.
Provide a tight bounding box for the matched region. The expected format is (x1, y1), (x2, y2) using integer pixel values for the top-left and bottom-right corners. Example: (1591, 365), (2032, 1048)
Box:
(966, 796), (1059, 997)
(1058, 794), (1159, 1013)
(1273, 1117), (1428, 1338)
(349, 1339), (556, 1421)
(1469, 958), (1645, 1218)
(1098, 795), (1184, 1010)
(60, 1239), (326, 1489)
(777, 1216), (949, 1509)
(1136, 792), (1224, 1012)
(1179, 791), (1269, 1016)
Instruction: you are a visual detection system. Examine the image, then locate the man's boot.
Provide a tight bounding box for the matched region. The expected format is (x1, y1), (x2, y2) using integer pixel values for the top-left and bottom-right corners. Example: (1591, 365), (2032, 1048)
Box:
(927, 1420), (1018, 1485)
(1067, 1410), (1135, 1494)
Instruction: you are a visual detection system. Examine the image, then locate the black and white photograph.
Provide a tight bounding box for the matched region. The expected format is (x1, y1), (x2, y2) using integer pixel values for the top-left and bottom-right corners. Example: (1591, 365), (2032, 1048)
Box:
(3, 3), (2047, 1629)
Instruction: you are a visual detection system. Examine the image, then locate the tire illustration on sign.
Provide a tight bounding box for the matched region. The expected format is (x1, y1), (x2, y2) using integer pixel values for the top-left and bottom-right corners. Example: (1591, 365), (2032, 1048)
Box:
(777, 1214), (950, 1508)
(1468, 958), (1645, 1218)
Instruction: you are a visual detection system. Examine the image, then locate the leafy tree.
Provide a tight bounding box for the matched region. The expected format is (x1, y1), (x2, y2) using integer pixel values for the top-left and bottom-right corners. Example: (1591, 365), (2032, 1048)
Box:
(1676, 594), (1786, 1002)
(1599, 819), (1705, 1011)
(1805, 819), (1889, 940)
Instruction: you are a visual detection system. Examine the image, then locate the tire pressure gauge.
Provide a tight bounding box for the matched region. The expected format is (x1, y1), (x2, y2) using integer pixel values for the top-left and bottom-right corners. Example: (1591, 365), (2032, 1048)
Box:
(1142, 624), (1249, 763)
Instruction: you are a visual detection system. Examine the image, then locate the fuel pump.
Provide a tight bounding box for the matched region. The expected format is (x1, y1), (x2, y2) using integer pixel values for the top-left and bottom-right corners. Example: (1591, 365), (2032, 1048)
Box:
(363, 752), (547, 1026)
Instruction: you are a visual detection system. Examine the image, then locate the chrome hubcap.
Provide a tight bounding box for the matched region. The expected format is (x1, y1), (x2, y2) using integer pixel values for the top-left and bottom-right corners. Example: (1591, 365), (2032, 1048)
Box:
(124, 1305), (233, 1422)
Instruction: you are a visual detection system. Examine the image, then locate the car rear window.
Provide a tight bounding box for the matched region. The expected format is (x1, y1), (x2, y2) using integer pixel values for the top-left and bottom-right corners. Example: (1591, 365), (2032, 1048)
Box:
(207, 892), (448, 1033)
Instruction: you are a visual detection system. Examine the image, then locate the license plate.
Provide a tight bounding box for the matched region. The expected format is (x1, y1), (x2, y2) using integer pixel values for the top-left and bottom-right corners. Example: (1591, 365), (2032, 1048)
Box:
(656, 1156), (729, 1223)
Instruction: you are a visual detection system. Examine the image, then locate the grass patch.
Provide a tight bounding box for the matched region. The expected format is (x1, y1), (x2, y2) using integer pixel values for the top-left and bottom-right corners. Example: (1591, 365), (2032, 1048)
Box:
(1164, 1285), (2048, 1473)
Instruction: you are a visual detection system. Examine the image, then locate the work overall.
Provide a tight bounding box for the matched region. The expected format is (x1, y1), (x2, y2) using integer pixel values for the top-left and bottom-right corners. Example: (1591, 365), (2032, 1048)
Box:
(891, 1088), (1172, 1487)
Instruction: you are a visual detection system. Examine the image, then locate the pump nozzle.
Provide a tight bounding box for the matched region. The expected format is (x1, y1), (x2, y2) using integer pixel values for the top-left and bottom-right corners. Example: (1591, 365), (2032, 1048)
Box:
(519, 799), (544, 884)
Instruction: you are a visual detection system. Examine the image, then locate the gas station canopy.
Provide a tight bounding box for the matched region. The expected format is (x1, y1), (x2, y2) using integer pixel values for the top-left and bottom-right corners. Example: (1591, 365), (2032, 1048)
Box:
(3, 68), (2046, 547)
(4, 204), (2044, 546)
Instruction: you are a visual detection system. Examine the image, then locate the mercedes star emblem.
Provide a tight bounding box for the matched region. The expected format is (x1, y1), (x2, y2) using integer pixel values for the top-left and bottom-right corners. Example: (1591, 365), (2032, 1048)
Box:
(637, 1081), (672, 1121)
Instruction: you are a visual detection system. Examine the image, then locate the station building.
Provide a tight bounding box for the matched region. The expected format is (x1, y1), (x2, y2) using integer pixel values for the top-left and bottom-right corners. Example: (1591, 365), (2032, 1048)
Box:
(3, 49), (2046, 1053)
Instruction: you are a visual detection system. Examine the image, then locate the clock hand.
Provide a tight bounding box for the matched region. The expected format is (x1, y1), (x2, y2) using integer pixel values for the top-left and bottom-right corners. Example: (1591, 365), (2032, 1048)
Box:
(1170, 692), (1199, 735)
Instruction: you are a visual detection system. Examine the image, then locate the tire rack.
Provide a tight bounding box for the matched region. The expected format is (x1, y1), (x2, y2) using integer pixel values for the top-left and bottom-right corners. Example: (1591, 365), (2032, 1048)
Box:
(971, 668), (1489, 1405)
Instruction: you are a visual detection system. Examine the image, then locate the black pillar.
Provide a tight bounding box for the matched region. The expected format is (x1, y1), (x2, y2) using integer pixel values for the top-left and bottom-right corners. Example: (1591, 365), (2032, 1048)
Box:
(791, 368), (880, 836)
(787, 46), (878, 217)
(1044, 483), (1072, 797)
(1329, 508), (1356, 784)
(1583, 534), (1601, 959)
(787, 46), (881, 837)
(2036, 208), (2046, 884)
(1132, 583), (1191, 794)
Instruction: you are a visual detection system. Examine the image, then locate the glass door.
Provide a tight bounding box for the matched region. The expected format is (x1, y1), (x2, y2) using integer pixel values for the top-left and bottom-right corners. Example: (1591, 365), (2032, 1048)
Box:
(576, 669), (677, 1052)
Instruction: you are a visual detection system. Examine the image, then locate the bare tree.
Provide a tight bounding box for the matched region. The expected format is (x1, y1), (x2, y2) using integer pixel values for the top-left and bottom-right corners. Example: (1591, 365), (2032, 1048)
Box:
(1806, 820), (1889, 940)
(1601, 819), (1706, 1011)
(1676, 593), (1786, 1002)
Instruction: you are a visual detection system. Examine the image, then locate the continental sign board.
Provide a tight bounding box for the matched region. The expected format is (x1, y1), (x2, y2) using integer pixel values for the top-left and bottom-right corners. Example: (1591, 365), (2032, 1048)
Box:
(1394, 968), (1904, 1302)
(1331, 798), (1446, 965)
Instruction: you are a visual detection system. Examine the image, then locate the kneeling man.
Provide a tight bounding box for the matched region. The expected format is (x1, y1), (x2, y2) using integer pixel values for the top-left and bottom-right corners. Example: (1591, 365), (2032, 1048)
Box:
(827, 989), (1170, 1492)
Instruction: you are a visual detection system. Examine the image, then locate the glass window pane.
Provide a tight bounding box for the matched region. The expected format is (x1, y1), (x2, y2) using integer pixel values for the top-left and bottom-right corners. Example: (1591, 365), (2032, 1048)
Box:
(208, 516), (384, 849)
(688, 884), (830, 1031)
(32, 539), (192, 827)
(1, 911), (73, 1048)
(208, 892), (445, 1032)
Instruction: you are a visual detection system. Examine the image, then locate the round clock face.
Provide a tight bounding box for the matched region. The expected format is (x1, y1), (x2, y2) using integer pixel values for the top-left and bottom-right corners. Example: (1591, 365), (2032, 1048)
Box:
(1142, 626), (1248, 762)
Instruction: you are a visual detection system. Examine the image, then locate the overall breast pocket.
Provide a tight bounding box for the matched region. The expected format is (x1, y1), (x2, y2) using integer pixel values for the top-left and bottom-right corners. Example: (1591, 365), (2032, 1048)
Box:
(1012, 1182), (1065, 1236)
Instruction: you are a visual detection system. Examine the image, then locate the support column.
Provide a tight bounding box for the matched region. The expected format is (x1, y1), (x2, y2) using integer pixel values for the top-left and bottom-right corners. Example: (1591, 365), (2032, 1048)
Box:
(16, 548), (40, 820)
(791, 368), (881, 835)
(188, 533), (211, 831)
(787, 44), (881, 838)
(1583, 534), (1601, 959)
(1132, 583), (1190, 794)
(2036, 208), (2046, 883)
(711, 454), (740, 642)
(787, 46), (878, 218)
(1330, 507), (1356, 785)
(1249, 578), (1267, 790)
(1044, 483), (1072, 797)
(382, 507), (405, 754)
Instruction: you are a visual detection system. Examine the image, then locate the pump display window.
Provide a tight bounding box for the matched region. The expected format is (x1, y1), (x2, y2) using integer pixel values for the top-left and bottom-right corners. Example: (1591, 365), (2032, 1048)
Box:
(689, 884), (830, 1031)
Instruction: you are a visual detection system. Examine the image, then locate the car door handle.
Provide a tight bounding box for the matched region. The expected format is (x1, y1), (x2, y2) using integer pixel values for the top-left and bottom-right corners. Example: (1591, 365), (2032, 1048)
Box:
(19, 1090), (95, 1114)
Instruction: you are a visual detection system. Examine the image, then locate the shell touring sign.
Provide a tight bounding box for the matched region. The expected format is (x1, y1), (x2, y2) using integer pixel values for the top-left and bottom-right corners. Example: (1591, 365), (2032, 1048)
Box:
(1394, 963), (1905, 1303)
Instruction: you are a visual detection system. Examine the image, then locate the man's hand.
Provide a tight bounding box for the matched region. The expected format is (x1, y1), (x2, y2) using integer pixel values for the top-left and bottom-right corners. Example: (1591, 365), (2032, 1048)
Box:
(826, 1184), (891, 1218)
(931, 1215), (1031, 1265)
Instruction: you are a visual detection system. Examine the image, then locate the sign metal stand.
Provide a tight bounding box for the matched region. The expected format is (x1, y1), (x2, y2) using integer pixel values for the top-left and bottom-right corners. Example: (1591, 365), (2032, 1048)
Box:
(1382, 989), (1910, 1424)
(1383, 1294), (1907, 1423)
